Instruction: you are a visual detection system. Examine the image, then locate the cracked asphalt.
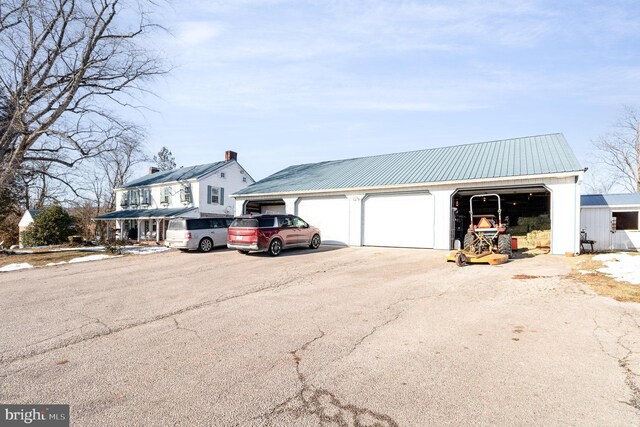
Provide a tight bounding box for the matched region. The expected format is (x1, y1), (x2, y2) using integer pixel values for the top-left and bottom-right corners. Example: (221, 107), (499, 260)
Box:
(1, 246), (639, 426)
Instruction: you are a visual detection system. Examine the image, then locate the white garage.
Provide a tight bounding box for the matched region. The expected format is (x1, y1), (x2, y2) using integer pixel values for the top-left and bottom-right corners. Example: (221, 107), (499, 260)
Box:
(232, 134), (585, 255)
(363, 192), (434, 248)
(296, 197), (350, 245)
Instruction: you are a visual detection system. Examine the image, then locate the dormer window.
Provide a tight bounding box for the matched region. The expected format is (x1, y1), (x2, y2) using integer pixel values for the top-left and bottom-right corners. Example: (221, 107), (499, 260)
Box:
(180, 184), (192, 204)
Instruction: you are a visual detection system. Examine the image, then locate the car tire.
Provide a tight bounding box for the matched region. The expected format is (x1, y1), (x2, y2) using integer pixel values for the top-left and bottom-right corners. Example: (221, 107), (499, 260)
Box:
(237, 250), (250, 255)
(199, 237), (214, 253)
(267, 239), (282, 257)
(309, 234), (321, 249)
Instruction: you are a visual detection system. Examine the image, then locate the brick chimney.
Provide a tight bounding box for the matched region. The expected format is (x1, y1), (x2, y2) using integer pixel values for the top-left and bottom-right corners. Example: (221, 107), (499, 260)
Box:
(149, 166), (160, 174)
(225, 150), (237, 162)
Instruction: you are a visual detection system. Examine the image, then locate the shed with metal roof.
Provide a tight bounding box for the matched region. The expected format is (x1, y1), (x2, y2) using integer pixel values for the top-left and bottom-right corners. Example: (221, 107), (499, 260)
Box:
(232, 133), (584, 255)
(581, 193), (640, 251)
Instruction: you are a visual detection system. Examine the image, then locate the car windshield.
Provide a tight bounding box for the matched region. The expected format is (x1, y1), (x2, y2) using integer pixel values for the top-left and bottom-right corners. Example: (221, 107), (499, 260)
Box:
(167, 219), (186, 230)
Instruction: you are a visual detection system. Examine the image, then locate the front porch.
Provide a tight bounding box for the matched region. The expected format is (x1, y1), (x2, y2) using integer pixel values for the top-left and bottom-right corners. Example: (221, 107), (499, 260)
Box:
(94, 207), (198, 243)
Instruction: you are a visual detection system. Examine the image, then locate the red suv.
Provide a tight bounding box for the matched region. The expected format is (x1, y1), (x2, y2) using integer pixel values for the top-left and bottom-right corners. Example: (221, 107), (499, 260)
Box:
(227, 214), (321, 256)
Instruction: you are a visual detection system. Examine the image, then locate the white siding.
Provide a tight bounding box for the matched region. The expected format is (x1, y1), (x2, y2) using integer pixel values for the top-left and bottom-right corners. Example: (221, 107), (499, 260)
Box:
(547, 179), (581, 255)
(581, 207), (640, 251)
(296, 197), (350, 245)
(198, 162), (251, 215)
(114, 161), (254, 216)
(363, 193), (434, 248)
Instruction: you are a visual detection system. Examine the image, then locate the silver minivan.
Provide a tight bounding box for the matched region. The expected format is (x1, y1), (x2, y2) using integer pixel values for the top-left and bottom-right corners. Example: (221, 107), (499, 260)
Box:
(165, 218), (233, 252)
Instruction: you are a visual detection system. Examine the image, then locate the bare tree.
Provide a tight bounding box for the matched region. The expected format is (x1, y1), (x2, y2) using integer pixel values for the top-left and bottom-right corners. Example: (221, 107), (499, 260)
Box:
(594, 106), (640, 193)
(0, 0), (165, 191)
(91, 127), (148, 211)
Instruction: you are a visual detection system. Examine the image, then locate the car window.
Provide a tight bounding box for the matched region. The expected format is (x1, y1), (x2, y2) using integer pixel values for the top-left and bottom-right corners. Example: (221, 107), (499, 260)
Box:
(258, 217), (275, 228)
(225, 218), (234, 227)
(278, 216), (293, 228)
(231, 218), (258, 227)
(212, 218), (228, 228)
(186, 219), (209, 230)
(168, 219), (186, 230)
(293, 217), (308, 228)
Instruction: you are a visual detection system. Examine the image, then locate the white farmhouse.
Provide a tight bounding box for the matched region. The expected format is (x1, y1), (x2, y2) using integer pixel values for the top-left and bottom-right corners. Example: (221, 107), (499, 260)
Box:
(95, 151), (254, 242)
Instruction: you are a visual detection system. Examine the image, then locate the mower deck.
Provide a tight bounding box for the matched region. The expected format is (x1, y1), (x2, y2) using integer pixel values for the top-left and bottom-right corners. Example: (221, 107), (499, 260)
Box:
(446, 251), (509, 266)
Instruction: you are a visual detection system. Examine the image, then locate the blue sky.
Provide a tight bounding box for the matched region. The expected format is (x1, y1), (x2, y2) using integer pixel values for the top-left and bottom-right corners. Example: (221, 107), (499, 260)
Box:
(134, 0), (640, 184)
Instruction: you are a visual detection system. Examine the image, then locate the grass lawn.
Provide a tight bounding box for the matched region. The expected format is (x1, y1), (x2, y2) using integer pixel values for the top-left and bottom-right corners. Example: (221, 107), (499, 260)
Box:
(569, 254), (640, 303)
(0, 250), (111, 269)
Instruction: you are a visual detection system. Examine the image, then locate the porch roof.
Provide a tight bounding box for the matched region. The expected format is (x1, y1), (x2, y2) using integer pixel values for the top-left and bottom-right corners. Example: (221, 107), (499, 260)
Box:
(94, 207), (197, 220)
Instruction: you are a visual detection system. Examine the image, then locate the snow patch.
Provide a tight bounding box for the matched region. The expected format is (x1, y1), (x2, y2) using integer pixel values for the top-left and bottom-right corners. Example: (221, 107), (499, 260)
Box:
(593, 252), (640, 285)
(123, 246), (169, 255)
(0, 263), (34, 272)
(68, 254), (116, 263)
(578, 270), (595, 275)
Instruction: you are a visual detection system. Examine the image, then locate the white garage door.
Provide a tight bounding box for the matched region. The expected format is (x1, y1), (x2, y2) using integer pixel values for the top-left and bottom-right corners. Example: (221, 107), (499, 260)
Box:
(297, 197), (350, 245)
(363, 192), (434, 248)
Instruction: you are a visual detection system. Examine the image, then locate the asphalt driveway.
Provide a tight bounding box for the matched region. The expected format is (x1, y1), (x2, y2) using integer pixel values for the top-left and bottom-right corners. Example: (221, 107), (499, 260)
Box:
(1, 247), (639, 426)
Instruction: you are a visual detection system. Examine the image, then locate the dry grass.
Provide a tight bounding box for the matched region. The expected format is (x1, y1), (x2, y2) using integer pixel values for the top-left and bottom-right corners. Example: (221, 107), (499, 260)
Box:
(512, 274), (553, 280)
(569, 255), (640, 303)
(0, 251), (102, 268)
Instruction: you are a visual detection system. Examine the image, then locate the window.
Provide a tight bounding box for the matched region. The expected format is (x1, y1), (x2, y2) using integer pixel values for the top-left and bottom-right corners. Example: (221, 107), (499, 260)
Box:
(140, 189), (151, 206)
(180, 184), (192, 203)
(293, 217), (308, 228)
(120, 193), (129, 207)
(231, 218), (258, 228)
(258, 217), (275, 228)
(207, 186), (224, 205)
(278, 216), (293, 227)
(186, 219), (210, 230)
(613, 211), (639, 230)
(129, 189), (139, 206)
(220, 172), (226, 178)
(242, 177), (247, 183)
(161, 187), (171, 204)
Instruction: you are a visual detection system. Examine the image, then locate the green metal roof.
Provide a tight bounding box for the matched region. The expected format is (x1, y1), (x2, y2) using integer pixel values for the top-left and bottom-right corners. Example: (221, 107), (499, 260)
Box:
(236, 133), (583, 196)
(94, 207), (196, 220)
(120, 161), (227, 189)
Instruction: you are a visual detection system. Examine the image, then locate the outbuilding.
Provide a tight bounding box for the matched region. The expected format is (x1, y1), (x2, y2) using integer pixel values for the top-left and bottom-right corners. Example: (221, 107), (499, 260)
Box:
(580, 193), (640, 251)
(233, 134), (584, 255)
(18, 209), (42, 248)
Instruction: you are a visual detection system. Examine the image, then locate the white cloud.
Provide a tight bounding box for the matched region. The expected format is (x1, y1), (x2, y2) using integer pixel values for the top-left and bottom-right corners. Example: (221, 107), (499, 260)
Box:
(174, 21), (223, 47)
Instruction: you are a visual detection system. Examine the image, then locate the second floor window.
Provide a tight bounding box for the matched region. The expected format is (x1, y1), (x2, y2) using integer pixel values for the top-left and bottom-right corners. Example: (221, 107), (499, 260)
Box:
(161, 187), (171, 205)
(129, 189), (139, 206)
(208, 186), (224, 205)
(180, 184), (192, 204)
(140, 189), (151, 207)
